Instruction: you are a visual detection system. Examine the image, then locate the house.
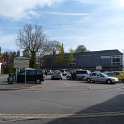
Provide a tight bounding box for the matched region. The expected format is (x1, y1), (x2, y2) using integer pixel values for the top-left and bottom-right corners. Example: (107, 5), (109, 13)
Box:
(76, 49), (123, 71)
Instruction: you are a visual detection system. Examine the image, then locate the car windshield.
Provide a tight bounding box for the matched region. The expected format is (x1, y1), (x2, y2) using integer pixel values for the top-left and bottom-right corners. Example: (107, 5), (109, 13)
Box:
(105, 72), (115, 77)
(101, 73), (109, 77)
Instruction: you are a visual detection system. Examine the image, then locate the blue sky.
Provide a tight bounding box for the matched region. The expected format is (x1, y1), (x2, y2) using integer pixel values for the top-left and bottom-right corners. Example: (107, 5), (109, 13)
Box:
(0, 0), (124, 52)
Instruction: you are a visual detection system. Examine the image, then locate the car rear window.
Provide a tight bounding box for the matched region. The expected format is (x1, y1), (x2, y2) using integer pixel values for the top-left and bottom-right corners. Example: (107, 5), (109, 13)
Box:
(27, 70), (36, 75)
(76, 71), (87, 74)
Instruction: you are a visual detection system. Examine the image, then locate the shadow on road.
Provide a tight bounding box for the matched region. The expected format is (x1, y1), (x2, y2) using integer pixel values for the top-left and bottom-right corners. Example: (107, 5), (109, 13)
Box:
(46, 94), (124, 124)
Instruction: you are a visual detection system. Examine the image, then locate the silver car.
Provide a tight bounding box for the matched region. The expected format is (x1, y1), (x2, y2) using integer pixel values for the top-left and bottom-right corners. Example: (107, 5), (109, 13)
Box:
(51, 70), (62, 80)
(76, 70), (91, 80)
(87, 72), (119, 84)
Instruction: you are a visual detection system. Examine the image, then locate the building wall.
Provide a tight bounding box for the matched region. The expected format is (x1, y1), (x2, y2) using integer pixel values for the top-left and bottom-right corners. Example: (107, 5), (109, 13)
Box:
(76, 50), (123, 71)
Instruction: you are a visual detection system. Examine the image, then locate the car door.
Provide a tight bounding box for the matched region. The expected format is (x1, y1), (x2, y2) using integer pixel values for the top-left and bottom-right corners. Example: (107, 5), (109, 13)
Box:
(26, 70), (36, 81)
(76, 71), (81, 79)
(17, 71), (25, 83)
(76, 71), (86, 79)
(96, 74), (102, 82)
(37, 70), (43, 81)
(91, 73), (97, 81)
(97, 73), (106, 82)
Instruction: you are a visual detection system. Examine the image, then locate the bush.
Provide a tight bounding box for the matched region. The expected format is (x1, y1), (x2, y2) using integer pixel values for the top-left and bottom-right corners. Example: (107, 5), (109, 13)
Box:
(117, 71), (124, 82)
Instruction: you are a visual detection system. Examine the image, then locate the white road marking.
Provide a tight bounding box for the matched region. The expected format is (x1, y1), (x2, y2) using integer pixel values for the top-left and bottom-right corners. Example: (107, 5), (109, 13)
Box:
(0, 111), (124, 121)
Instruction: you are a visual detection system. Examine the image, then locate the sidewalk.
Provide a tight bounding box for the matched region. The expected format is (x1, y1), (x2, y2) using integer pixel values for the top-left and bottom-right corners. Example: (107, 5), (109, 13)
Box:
(0, 74), (44, 91)
(0, 83), (36, 91)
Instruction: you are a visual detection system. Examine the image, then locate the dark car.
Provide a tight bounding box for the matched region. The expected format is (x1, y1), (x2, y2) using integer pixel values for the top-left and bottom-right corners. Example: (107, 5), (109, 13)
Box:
(8, 68), (44, 84)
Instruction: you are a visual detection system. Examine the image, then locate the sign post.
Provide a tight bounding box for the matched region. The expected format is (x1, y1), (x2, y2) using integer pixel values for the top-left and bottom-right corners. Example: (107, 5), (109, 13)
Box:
(0, 63), (2, 74)
(16, 68), (18, 83)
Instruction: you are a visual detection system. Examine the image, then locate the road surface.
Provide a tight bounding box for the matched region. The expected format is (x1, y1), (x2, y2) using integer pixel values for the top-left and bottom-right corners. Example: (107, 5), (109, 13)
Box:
(0, 78), (123, 123)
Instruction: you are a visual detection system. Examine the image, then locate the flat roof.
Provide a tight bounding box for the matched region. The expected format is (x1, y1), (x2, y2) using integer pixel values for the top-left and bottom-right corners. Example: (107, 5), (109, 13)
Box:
(77, 49), (123, 56)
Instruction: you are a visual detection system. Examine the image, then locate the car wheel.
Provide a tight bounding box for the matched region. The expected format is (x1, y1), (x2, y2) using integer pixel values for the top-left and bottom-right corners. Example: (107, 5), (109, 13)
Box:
(7, 78), (10, 82)
(106, 79), (112, 84)
(91, 79), (95, 83)
(36, 80), (41, 84)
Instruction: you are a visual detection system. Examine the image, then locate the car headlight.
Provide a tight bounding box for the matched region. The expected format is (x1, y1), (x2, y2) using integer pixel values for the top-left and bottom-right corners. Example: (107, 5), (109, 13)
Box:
(112, 78), (119, 81)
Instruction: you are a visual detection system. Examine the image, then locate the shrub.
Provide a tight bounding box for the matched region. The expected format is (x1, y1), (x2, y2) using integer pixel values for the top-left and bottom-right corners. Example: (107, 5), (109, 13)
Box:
(117, 71), (124, 82)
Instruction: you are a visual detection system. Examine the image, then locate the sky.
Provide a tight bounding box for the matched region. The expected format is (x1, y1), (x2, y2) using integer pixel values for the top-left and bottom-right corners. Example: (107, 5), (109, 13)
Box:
(0, 0), (124, 52)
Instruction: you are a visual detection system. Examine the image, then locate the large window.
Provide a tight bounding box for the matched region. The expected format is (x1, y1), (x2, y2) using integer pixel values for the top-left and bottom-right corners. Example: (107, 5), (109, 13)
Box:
(111, 56), (121, 65)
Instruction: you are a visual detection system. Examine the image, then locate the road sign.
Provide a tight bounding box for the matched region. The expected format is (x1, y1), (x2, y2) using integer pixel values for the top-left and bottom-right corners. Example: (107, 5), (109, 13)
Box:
(14, 57), (29, 69)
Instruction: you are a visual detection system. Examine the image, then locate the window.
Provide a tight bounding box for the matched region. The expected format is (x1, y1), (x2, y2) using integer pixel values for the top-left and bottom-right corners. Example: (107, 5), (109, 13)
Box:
(27, 70), (36, 75)
(111, 56), (121, 65)
(101, 56), (111, 59)
(37, 70), (42, 75)
(91, 73), (97, 76)
(76, 71), (87, 74)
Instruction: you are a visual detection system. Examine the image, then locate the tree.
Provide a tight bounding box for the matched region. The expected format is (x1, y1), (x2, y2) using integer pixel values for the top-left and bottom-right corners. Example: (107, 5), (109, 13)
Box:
(1, 51), (17, 74)
(68, 49), (75, 64)
(45, 40), (61, 56)
(75, 45), (87, 53)
(55, 43), (65, 65)
(17, 24), (47, 68)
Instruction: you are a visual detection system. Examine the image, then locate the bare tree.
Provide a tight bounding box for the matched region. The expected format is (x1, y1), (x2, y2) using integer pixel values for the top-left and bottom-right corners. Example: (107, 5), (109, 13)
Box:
(17, 24), (47, 68)
(46, 40), (61, 55)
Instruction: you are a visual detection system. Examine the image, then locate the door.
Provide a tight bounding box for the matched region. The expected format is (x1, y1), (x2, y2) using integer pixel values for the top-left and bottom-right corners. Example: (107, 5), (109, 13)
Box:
(17, 71), (25, 82)
(96, 73), (106, 82)
(91, 73), (97, 82)
(76, 71), (86, 80)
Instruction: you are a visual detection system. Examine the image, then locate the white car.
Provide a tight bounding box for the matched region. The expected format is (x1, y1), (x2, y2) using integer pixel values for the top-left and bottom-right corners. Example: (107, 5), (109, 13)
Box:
(87, 72), (119, 84)
(51, 70), (62, 80)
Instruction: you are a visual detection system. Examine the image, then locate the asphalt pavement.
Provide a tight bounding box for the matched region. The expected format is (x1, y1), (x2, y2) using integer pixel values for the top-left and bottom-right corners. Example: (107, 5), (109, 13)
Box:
(0, 76), (123, 123)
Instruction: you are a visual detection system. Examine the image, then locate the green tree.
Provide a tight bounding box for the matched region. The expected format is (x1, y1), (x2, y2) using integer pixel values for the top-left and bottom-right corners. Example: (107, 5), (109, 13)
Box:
(75, 45), (87, 53)
(68, 49), (75, 64)
(56, 43), (65, 65)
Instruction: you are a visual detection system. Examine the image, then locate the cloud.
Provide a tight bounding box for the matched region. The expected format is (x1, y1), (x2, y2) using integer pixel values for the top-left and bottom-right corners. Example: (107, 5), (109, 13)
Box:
(75, 0), (102, 4)
(43, 11), (89, 16)
(0, 0), (61, 20)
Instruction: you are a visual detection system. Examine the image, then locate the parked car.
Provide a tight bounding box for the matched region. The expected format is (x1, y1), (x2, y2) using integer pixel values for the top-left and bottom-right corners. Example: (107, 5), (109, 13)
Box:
(7, 68), (44, 83)
(87, 72), (119, 84)
(66, 72), (72, 80)
(104, 71), (115, 77)
(51, 70), (62, 80)
(7, 73), (16, 84)
(60, 69), (68, 76)
(75, 69), (91, 80)
(104, 71), (121, 77)
(65, 69), (91, 80)
(47, 70), (54, 75)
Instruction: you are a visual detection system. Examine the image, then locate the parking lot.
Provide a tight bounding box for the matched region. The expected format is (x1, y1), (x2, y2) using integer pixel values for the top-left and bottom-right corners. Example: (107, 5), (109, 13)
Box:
(0, 75), (124, 123)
